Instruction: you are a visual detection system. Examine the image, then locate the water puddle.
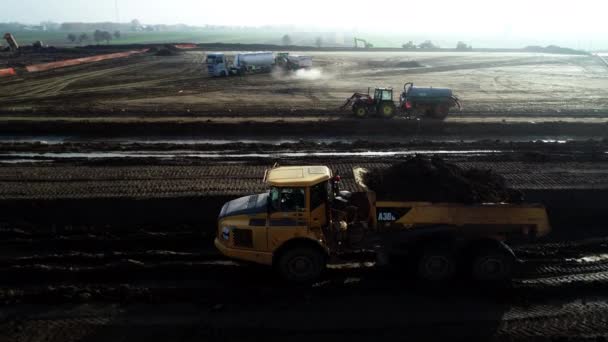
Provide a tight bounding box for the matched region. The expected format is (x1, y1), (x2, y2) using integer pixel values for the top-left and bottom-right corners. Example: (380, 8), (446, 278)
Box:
(567, 254), (608, 264)
(0, 135), (584, 145)
(0, 150), (505, 160)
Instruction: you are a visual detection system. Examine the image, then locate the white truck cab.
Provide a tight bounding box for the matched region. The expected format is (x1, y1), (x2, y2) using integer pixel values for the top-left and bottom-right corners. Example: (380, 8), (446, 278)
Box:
(206, 53), (229, 77)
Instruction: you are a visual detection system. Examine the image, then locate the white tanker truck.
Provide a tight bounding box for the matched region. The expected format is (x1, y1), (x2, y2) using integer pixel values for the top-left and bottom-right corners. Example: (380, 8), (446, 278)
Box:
(206, 52), (312, 77)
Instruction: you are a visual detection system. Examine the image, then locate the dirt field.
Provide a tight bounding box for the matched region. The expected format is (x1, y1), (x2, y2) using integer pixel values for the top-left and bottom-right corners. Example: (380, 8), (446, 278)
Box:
(2, 47), (608, 341)
(1, 49), (607, 117)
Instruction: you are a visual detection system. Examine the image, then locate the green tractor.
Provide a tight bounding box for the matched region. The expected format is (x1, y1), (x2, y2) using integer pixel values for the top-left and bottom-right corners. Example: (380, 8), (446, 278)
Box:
(340, 87), (397, 118)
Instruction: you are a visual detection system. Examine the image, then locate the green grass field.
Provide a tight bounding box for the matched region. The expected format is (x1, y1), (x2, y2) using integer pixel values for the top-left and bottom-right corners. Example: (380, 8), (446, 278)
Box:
(9, 30), (416, 48)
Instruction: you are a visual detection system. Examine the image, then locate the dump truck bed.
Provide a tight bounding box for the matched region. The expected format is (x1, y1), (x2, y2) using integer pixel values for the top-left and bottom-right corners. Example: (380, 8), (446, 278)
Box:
(372, 199), (551, 238)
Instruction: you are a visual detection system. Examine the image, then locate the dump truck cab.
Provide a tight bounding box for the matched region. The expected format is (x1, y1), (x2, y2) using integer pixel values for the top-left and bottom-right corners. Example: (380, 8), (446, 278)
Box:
(215, 166), (333, 281)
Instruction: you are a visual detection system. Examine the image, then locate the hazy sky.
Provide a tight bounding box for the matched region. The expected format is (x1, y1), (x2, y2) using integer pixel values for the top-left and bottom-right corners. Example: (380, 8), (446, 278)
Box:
(3, 0), (606, 46)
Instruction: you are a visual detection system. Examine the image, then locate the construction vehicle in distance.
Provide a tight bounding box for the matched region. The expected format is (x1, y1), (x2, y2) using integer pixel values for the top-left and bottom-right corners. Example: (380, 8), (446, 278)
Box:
(206, 52), (313, 77)
(341, 82), (461, 119)
(3, 33), (19, 52)
(354, 37), (373, 49)
(215, 165), (551, 283)
(275, 52), (313, 71)
(340, 87), (397, 118)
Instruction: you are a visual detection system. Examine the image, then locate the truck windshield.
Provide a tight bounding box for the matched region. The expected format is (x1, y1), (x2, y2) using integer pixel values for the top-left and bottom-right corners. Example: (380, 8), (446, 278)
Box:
(269, 187), (305, 212)
(206, 56), (221, 64)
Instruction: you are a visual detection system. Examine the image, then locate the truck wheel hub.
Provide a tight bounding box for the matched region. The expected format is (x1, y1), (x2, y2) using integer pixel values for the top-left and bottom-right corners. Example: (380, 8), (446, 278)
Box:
(479, 258), (503, 275)
(290, 256), (313, 274)
(425, 256), (449, 274)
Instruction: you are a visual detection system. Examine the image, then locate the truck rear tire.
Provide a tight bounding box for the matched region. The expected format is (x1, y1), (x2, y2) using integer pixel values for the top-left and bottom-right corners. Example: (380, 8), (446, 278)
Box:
(277, 247), (325, 283)
(417, 247), (456, 282)
(470, 248), (514, 283)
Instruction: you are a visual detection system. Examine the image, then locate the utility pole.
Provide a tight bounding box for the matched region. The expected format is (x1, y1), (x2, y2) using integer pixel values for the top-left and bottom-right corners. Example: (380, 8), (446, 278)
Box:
(115, 0), (120, 23)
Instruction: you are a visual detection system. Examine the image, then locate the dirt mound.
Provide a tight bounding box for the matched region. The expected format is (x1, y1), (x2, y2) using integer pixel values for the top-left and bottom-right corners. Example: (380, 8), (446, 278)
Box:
(366, 60), (423, 68)
(154, 45), (182, 56)
(395, 61), (423, 68)
(363, 155), (523, 203)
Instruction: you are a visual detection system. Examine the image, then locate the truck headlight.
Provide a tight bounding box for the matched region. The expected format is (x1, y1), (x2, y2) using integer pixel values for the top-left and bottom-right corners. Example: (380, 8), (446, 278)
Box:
(221, 227), (231, 240)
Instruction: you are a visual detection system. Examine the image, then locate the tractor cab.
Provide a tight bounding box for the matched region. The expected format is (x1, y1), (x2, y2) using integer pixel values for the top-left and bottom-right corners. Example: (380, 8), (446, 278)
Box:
(370, 87), (396, 117)
(374, 87), (393, 103)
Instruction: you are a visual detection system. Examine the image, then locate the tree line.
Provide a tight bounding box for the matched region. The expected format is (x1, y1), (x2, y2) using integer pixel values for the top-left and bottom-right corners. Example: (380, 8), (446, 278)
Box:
(67, 30), (122, 45)
(402, 40), (473, 50)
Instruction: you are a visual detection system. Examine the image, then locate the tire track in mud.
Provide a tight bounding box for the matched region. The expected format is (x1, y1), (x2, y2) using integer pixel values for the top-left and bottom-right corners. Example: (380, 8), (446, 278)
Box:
(0, 54), (209, 106)
(1, 161), (608, 199)
(3, 256), (608, 342)
(363, 57), (566, 77)
(0, 59), (145, 97)
(499, 302), (608, 339)
(3, 238), (608, 290)
(3, 237), (608, 342)
(1, 60), (165, 101)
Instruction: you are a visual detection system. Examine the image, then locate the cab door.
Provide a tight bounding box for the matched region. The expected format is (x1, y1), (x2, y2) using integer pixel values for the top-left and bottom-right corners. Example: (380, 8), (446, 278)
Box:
(267, 187), (309, 251)
(309, 181), (329, 231)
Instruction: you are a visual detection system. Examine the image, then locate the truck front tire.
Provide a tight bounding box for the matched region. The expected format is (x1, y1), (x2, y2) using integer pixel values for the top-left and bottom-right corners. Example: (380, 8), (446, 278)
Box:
(277, 247), (326, 283)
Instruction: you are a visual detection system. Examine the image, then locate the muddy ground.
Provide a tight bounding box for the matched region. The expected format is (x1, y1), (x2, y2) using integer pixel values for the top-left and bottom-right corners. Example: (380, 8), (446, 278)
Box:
(1, 141), (608, 341)
(2, 47), (608, 341)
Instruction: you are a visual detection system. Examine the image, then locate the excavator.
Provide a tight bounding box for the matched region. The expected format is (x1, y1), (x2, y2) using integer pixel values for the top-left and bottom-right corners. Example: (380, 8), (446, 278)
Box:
(354, 37), (373, 49)
(3, 33), (19, 52)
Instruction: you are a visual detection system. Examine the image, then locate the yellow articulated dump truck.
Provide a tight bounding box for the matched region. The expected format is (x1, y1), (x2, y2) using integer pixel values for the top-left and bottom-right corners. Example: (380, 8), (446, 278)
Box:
(215, 165), (551, 283)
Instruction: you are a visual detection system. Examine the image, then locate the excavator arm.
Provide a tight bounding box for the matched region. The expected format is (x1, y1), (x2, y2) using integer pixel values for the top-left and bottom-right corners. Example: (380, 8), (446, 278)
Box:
(354, 38), (373, 49)
(3, 33), (19, 51)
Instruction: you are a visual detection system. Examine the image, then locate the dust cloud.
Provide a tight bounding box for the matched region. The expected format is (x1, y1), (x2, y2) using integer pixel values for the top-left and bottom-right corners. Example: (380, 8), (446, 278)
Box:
(272, 67), (330, 81)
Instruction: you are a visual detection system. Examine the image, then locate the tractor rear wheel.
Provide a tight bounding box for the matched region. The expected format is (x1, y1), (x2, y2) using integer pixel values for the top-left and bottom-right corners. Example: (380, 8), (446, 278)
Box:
(353, 104), (368, 118)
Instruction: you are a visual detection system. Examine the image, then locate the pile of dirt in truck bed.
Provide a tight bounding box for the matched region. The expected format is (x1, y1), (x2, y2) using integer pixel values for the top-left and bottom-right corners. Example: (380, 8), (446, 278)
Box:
(363, 155), (523, 203)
